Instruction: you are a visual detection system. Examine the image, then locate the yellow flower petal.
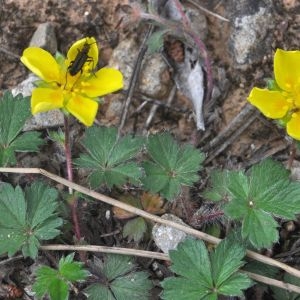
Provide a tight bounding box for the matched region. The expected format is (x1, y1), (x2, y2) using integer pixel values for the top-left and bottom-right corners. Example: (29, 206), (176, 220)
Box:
(65, 94), (98, 126)
(21, 47), (60, 82)
(287, 112), (300, 140)
(274, 49), (300, 92)
(65, 37), (98, 75)
(31, 88), (64, 114)
(248, 87), (291, 119)
(80, 68), (123, 98)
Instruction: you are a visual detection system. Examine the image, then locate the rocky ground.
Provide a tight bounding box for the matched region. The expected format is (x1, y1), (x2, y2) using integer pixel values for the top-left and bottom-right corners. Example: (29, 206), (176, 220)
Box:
(1, 0), (300, 299)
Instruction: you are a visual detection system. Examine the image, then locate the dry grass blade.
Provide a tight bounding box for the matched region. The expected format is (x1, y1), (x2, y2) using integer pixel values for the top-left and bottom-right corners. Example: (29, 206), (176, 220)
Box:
(185, 0), (230, 22)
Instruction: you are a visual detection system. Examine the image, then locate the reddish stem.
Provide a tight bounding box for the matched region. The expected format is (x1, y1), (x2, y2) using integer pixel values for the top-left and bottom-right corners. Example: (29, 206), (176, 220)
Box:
(64, 116), (81, 241)
(173, 0), (213, 102)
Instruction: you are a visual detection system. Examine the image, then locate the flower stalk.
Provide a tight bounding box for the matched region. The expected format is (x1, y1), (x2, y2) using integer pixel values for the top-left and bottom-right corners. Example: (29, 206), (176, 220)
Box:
(20, 37), (124, 245)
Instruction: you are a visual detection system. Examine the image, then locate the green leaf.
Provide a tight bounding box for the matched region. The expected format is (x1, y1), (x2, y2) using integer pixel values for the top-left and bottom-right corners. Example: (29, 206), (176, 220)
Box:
(0, 92), (31, 144)
(161, 237), (252, 299)
(75, 126), (144, 188)
(123, 217), (147, 242)
(102, 255), (134, 281)
(33, 253), (88, 300)
(242, 209), (279, 249)
(84, 284), (115, 300)
(243, 261), (279, 278)
(162, 277), (213, 300)
(33, 266), (58, 298)
(147, 29), (168, 54)
(59, 253), (89, 281)
(143, 133), (204, 200)
(217, 272), (253, 297)
(10, 131), (44, 152)
(0, 182), (62, 258)
(204, 159), (300, 249)
(210, 236), (246, 286)
(0, 91), (44, 166)
(168, 238), (212, 287)
(85, 254), (152, 300)
(202, 170), (230, 202)
(49, 278), (68, 300)
(111, 271), (152, 300)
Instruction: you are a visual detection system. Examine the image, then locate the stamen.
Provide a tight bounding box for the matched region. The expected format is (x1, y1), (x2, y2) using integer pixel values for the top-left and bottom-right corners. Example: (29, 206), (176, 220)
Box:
(292, 112), (297, 118)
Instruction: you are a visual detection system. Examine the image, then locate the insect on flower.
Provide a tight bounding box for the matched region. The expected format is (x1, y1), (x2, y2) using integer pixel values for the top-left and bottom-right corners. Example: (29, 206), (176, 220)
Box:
(68, 38), (96, 76)
(20, 36), (123, 126)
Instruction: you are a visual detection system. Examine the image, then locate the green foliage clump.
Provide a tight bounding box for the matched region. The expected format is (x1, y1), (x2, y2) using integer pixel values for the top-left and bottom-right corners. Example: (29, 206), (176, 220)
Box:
(161, 237), (252, 299)
(33, 253), (89, 300)
(84, 254), (152, 300)
(0, 181), (62, 258)
(0, 91), (44, 166)
(143, 133), (205, 200)
(75, 126), (144, 188)
(203, 159), (300, 249)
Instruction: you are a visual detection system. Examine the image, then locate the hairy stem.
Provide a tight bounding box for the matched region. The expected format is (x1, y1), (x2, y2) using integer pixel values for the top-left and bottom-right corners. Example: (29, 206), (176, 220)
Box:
(140, 2), (213, 102)
(64, 116), (81, 241)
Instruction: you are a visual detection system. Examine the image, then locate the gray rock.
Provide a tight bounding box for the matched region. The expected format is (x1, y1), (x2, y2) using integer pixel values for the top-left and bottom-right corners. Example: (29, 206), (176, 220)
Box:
(13, 23), (63, 130)
(228, 0), (274, 66)
(12, 74), (37, 98)
(23, 110), (64, 131)
(152, 214), (187, 253)
(109, 38), (169, 98)
(109, 39), (139, 90)
(29, 22), (57, 54)
(139, 53), (169, 98)
(12, 74), (64, 130)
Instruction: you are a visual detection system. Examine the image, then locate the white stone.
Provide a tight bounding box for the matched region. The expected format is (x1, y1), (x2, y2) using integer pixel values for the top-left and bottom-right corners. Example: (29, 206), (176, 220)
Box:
(152, 214), (187, 253)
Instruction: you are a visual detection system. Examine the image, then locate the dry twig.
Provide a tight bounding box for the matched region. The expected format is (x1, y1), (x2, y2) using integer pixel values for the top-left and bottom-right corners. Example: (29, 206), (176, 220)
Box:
(118, 25), (154, 137)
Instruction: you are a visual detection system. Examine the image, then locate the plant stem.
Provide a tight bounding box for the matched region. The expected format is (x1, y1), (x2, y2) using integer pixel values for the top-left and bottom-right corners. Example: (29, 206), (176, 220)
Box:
(64, 116), (81, 241)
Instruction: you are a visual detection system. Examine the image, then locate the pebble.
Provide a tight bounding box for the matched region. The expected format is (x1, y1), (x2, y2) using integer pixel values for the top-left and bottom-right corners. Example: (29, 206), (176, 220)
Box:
(227, 0), (274, 67)
(29, 22), (57, 54)
(12, 74), (64, 131)
(152, 214), (187, 253)
(13, 22), (64, 130)
(110, 38), (169, 98)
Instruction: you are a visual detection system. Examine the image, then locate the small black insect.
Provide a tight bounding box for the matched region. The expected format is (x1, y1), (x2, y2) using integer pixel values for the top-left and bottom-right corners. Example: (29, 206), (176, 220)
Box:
(68, 39), (96, 76)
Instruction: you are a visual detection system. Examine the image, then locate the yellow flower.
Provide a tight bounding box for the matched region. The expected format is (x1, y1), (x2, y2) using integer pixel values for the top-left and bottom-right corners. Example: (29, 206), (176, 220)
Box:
(21, 37), (123, 126)
(248, 49), (300, 140)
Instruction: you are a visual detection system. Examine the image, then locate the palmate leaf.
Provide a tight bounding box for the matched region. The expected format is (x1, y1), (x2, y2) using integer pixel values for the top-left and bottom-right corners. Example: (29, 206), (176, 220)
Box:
(33, 253), (88, 300)
(84, 254), (152, 300)
(0, 91), (44, 166)
(75, 126), (144, 188)
(0, 182), (62, 258)
(161, 237), (252, 300)
(204, 159), (300, 249)
(142, 133), (205, 200)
